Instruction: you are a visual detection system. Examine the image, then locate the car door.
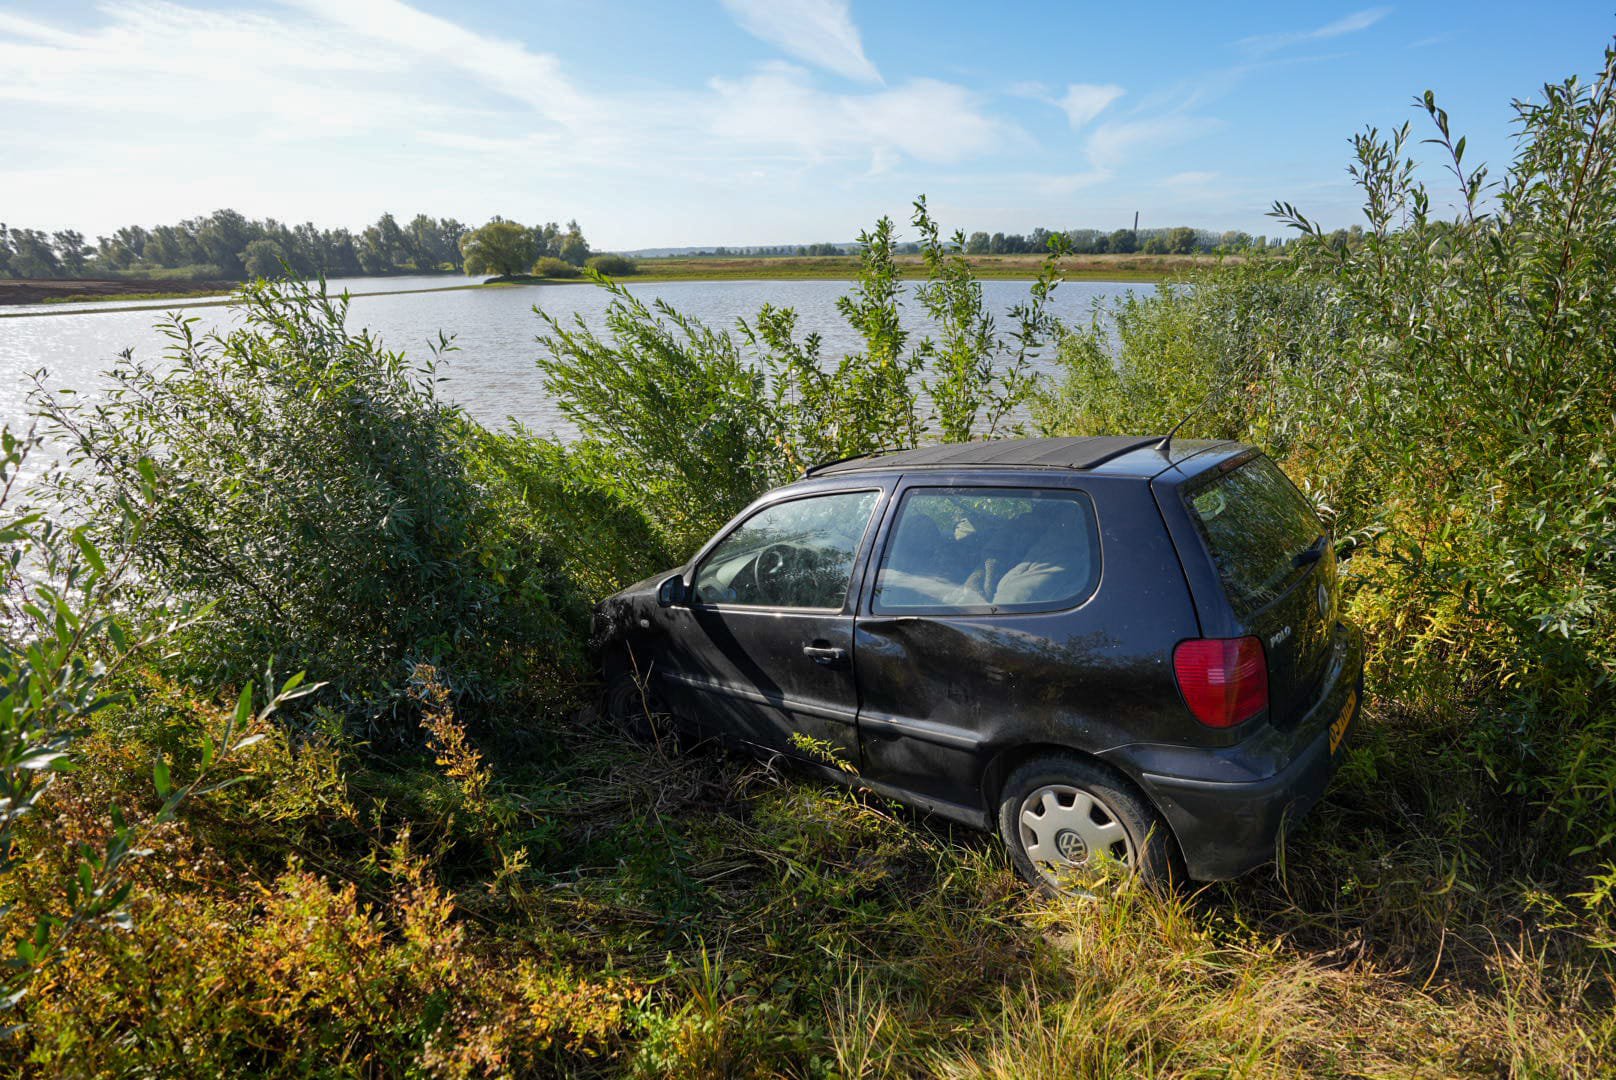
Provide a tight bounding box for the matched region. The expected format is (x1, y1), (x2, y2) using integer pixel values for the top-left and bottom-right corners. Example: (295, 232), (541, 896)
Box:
(852, 480), (1113, 807)
(662, 486), (886, 766)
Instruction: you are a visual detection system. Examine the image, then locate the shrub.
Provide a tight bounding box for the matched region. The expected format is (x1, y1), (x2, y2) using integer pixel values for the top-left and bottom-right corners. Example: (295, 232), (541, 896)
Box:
(1038, 41), (1616, 885)
(35, 278), (579, 734)
(584, 253), (636, 276)
(0, 427), (321, 1014)
(532, 255), (580, 279)
(535, 198), (1060, 554)
(1271, 50), (1616, 869)
(536, 279), (780, 552)
(466, 430), (673, 600)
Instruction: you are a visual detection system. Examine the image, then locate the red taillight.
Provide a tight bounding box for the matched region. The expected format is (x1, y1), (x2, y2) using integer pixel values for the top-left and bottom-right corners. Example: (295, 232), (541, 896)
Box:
(1173, 636), (1269, 728)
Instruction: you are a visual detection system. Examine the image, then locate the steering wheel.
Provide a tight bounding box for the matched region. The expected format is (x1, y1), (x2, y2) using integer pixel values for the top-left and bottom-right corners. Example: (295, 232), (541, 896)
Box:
(754, 542), (801, 604)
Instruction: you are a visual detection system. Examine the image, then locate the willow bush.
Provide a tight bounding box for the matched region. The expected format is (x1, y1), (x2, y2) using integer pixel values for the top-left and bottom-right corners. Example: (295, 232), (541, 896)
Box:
(1278, 49), (1616, 870)
(536, 198), (1063, 556)
(34, 279), (581, 736)
(1039, 42), (1616, 885)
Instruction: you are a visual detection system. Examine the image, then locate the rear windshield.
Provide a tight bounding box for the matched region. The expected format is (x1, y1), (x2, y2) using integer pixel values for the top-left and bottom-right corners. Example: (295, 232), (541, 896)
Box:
(1186, 456), (1321, 617)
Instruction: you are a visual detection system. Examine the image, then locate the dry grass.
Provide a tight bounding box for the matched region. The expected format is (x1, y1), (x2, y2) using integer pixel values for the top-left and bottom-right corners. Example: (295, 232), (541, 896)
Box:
(2, 679), (1612, 1077)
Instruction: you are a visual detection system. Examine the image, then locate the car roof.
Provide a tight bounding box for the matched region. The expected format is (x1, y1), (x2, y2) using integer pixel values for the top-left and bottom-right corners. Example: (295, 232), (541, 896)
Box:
(805, 436), (1242, 479)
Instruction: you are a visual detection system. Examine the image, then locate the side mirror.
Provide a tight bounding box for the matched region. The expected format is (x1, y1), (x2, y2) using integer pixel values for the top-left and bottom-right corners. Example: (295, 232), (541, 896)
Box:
(657, 574), (689, 608)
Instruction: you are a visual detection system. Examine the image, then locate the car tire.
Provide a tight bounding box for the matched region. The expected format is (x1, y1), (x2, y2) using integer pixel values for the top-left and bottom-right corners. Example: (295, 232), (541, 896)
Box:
(601, 660), (669, 744)
(996, 754), (1179, 894)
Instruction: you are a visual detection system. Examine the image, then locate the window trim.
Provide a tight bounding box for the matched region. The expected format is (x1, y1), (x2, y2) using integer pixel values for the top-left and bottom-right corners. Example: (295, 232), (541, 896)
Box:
(869, 484), (1103, 618)
(690, 487), (885, 614)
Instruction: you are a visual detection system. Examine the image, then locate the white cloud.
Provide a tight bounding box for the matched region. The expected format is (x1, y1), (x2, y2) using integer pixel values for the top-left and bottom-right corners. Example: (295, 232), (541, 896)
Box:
(280, 0), (600, 131)
(2, 0), (1267, 248)
(1238, 7), (1390, 56)
(707, 64), (1006, 164)
(1055, 83), (1124, 129)
(720, 0), (882, 84)
(0, 2), (451, 132)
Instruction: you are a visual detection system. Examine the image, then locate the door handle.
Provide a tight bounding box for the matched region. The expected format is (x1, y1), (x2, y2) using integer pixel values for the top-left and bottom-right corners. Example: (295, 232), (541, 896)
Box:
(802, 645), (848, 666)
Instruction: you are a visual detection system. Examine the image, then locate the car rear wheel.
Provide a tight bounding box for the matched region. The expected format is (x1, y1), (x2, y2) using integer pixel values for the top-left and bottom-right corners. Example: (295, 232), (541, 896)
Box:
(996, 755), (1177, 894)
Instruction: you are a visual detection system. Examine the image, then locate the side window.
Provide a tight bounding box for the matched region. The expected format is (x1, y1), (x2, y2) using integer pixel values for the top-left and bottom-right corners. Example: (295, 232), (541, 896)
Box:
(694, 490), (879, 610)
(873, 487), (1100, 614)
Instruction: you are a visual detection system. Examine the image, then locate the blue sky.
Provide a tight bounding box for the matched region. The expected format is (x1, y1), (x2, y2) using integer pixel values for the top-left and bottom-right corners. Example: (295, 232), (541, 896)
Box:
(1, 0), (1611, 248)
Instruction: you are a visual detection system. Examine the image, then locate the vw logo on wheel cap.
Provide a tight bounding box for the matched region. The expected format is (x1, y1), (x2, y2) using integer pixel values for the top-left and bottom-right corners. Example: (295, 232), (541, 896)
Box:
(1054, 829), (1088, 862)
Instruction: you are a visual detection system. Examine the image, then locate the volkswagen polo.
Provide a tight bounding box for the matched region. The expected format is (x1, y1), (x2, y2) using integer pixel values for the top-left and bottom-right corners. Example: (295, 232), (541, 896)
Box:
(592, 436), (1363, 891)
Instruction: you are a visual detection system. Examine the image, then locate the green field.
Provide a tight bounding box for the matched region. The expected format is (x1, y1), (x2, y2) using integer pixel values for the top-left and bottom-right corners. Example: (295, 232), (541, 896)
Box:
(0, 255), (1199, 318)
(624, 252), (1212, 282)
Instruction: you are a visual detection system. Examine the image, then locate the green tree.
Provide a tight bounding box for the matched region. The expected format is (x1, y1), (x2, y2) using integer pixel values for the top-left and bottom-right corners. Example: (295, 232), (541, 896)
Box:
(9, 229), (60, 277)
(51, 231), (91, 276)
(558, 219), (590, 266)
(194, 210), (252, 276)
(1163, 226), (1198, 254)
(241, 238), (288, 279)
(461, 219), (538, 278)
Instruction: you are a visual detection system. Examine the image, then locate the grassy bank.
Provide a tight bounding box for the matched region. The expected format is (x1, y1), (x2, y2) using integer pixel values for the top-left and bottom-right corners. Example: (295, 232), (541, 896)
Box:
(0, 254), (1201, 311)
(0, 255), (1185, 320)
(0, 277), (239, 306)
(0, 280), (499, 319)
(0, 271), (465, 310)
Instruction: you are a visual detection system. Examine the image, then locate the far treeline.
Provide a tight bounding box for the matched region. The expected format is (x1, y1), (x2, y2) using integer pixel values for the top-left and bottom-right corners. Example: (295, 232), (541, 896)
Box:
(686, 224), (1327, 259)
(0, 211), (595, 283)
(0, 209), (1376, 285)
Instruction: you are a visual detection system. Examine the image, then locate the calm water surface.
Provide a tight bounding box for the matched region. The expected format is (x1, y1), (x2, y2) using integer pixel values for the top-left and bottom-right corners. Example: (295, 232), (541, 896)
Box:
(0, 278), (1152, 438)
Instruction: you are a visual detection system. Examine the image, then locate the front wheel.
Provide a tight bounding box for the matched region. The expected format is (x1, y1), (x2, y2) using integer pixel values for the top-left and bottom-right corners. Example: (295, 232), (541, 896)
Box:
(602, 664), (672, 744)
(996, 755), (1178, 894)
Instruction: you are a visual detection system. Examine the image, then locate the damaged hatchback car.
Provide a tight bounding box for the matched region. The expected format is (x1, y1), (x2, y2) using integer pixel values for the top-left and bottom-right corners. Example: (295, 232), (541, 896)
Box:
(592, 436), (1363, 891)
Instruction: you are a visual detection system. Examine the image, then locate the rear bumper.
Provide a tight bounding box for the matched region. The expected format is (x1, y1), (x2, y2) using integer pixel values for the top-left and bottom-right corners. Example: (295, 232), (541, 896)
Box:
(1105, 621), (1364, 881)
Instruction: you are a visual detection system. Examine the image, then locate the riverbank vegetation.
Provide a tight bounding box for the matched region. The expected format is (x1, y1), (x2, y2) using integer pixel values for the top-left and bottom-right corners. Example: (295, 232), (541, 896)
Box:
(3, 44), (1616, 1078)
(628, 251), (1211, 282)
(0, 210), (595, 283)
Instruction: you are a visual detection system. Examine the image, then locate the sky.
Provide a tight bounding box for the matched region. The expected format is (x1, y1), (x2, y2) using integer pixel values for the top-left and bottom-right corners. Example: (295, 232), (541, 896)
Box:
(1, 0), (1611, 249)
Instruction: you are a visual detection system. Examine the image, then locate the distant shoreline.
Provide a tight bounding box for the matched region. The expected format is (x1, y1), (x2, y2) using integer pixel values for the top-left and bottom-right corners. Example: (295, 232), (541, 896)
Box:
(0, 254), (1204, 318)
(624, 252), (1222, 282)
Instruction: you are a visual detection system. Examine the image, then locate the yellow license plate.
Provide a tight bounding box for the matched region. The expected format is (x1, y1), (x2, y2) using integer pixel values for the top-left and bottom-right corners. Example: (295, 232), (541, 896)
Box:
(1329, 689), (1356, 755)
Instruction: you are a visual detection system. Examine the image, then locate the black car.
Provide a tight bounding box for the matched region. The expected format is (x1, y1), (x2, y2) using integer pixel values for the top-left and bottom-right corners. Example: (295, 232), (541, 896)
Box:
(593, 436), (1363, 891)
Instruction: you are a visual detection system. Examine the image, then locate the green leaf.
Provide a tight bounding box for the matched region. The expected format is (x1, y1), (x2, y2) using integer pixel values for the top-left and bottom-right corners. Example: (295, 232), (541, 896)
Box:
(70, 528), (107, 576)
(234, 682), (254, 728)
(152, 757), (171, 799)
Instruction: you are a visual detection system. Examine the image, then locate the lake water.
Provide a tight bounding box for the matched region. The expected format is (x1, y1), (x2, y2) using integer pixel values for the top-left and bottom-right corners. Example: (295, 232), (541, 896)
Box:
(0, 277), (1152, 438)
